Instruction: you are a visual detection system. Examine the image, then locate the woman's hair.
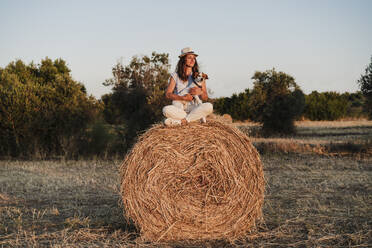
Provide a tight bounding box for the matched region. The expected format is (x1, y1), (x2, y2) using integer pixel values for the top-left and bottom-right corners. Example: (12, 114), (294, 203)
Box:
(176, 56), (199, 81)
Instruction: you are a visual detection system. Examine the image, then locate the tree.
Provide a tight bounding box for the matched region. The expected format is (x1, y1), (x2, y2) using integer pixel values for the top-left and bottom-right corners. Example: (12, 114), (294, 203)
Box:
(358, 56), (372, 119)
(102, 52), (171, 147)
(249, 69), (305, 135)
(0, 58), (101, 157)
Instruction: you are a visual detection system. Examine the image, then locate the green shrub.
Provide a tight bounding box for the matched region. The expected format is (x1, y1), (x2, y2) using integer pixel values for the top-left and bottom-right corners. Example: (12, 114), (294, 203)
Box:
(304, 91), (349, 120)
(213, 89), (252, 121)
(0, 58), (101, 158)
(249, 69), (305, 135)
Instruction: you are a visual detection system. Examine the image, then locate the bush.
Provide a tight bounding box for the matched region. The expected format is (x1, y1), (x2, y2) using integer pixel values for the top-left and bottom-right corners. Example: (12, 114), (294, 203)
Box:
(249, 69), (305, 135)
(341, 91), (367, 119)
(304, 91), (349, 120)
(0, 58), (101, 158)
(213, 89), (251, 121)
(261, 89), (305, 134)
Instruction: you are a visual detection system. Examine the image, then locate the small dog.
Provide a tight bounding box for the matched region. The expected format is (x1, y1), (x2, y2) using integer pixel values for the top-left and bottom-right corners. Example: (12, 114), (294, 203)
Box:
(192, 72), (209, 123)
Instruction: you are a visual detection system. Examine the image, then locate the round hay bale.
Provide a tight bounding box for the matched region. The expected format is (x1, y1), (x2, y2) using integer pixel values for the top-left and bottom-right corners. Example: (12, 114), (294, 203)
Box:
(120, 121), (264, 242)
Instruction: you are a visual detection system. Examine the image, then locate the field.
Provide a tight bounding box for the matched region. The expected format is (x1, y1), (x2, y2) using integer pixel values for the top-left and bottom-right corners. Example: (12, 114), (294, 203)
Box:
(1, 121), (371, 247)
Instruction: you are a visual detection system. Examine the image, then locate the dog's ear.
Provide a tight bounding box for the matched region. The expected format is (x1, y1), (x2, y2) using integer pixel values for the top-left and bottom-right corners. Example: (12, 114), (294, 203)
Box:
(202, 73), (209, 79)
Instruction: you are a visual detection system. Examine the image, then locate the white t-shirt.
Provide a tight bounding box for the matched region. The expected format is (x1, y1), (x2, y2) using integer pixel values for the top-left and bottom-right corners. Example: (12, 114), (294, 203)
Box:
(169, 72), (198, 111)
(170, 72), (195, 96)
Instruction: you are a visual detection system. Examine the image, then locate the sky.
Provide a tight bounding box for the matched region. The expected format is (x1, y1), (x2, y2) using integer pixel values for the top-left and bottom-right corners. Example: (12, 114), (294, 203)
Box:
(1, 0), (371, 99)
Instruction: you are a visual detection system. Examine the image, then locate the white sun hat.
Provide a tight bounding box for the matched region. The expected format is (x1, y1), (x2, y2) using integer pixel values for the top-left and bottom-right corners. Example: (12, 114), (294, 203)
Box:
(179, 47), (198, 58)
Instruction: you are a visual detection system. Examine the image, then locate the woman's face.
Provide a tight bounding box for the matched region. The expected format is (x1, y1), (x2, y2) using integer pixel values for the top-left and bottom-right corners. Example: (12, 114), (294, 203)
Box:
(185, 54), (196, 67)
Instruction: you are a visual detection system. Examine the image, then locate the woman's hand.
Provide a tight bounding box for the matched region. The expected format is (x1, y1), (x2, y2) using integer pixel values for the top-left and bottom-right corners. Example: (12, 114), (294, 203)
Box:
(182, 94), (194, 101)
(189, 87), (203, 96)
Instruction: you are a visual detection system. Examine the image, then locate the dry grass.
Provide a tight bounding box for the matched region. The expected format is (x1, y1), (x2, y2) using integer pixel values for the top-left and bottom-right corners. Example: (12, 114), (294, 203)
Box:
(237, 120), (372, 156)
(295, 119), (372, 128)
(1, 156), (370, 247)
(0, 160), (135, 247)
(233, 119), (372, 128)
(0, 120), (371, 247)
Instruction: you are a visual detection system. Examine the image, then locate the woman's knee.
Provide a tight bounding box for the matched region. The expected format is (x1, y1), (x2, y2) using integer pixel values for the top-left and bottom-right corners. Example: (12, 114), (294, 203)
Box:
(203, 102), (213, 114)
(163, 105), (187, 119)
(162, 105), (172, 117)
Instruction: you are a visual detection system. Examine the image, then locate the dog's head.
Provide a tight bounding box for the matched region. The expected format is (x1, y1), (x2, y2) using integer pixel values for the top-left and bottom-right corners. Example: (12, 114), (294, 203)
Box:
(194, 72), (209, 84)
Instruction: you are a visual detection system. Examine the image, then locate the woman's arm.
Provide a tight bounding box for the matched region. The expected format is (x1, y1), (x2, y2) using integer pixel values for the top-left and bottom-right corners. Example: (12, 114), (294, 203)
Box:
(189, 80), (208, 101)
(200, 80), (208, 101)
(165, 77), (193, 101)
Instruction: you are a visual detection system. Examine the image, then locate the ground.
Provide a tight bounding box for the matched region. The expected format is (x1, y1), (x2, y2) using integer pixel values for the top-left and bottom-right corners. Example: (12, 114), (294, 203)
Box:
(0, 121), (371, 247)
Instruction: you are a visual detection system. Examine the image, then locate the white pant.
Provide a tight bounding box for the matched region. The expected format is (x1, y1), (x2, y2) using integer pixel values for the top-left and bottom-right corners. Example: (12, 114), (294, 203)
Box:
(162, 100), (213, 122)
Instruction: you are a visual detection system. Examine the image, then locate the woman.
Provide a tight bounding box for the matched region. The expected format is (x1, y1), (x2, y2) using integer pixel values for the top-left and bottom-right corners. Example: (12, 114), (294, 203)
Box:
(162, 47), (213, 126)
